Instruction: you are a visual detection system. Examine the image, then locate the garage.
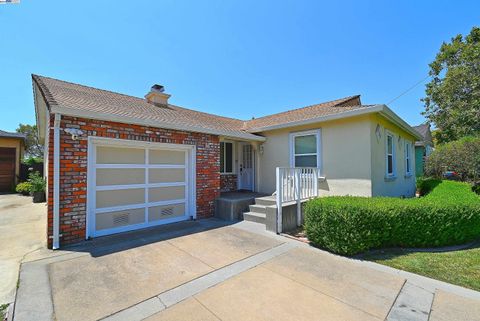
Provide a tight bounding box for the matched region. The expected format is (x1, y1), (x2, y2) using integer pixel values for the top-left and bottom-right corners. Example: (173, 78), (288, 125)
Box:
(87, 138), (196, 238)
(0, 147), (16, 192)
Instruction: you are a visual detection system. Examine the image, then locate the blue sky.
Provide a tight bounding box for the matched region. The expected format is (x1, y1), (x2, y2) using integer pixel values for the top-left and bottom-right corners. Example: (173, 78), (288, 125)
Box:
(0, 0), (478, 132)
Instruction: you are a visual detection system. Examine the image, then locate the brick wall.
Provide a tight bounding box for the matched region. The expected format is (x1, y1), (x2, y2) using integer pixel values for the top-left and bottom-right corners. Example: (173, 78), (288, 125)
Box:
(47, 114), (220, 248)
(220, 174), (237, 192)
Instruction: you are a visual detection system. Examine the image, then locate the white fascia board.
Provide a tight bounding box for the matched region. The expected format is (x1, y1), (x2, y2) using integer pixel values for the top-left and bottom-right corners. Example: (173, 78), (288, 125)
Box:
(33, 83), (46, 144)
(248, 105), (384, 133)
(50, 105), (266, 142)
(378, 105), (423, 141)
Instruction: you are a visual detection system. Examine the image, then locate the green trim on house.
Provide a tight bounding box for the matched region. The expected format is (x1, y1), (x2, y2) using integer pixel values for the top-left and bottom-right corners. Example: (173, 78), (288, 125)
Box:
(415, 146), (425, 177)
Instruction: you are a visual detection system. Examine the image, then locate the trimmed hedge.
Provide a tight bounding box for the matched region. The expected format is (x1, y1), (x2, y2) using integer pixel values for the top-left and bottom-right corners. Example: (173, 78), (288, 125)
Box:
(304, 180), (480, 255)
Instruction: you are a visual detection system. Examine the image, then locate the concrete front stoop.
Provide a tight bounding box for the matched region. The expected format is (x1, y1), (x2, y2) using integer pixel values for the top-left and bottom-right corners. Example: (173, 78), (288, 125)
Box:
(242, 196), (276, 225)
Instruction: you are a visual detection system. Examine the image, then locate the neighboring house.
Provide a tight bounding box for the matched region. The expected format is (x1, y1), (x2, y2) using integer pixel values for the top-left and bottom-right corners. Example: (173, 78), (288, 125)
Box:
(32, 75), (421, 248)
(412, 124), (433, 177)
(0, 130), (25, 192)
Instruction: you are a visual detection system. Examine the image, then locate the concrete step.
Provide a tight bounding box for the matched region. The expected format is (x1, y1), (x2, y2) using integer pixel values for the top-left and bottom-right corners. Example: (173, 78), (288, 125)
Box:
(254, 196), (276, 207)
(243, 212), (266, 224)
(249, 204), (267, 214)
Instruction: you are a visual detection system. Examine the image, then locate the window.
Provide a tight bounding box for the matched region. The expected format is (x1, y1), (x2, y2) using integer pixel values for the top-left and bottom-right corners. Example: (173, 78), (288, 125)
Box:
(290, 130), (320, 168)
(386, 133), (395, 177)
(405, 141), (412, 175)
(220, 142), (233, 173)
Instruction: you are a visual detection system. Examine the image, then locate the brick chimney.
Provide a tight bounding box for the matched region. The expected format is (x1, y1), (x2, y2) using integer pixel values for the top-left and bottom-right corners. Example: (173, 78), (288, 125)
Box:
(145, 84), (171, 107)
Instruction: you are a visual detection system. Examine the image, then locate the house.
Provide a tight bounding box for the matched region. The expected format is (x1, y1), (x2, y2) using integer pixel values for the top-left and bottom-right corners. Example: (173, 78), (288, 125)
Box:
(412, 124), (433, 177)
(0, 130), (25, 192)
(32, 75), (421, 248)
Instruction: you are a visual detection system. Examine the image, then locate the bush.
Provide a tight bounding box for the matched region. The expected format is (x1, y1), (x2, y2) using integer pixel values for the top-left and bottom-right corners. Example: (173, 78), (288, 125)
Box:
(15, 182), (32, 195)
(426, 136), (480, 181)
(416, 177), (440, 196)
(28, 171), (46, 193)
(23, 156), (43, 166)
(473, 182), (480, 195)
(304, 180), (480, 255)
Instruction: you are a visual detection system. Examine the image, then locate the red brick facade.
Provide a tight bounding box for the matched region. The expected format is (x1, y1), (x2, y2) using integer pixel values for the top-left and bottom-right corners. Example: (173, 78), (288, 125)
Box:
(220, 174), (238, 192)
(47, 115), (220, 248)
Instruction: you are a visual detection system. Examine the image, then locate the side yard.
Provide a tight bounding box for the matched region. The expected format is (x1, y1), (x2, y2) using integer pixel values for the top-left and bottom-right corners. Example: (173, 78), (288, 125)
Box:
(301, 179), (480, 291)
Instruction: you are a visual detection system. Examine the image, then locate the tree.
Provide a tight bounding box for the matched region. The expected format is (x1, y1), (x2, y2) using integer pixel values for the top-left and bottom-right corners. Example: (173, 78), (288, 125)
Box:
(422, 26), (480, 143)
(16, 124), (44, 159)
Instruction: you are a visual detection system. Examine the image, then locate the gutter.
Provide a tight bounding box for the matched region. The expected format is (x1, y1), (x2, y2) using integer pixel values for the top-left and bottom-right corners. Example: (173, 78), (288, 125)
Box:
(52, 113), (61, 249)
(49, 105), (266, 142)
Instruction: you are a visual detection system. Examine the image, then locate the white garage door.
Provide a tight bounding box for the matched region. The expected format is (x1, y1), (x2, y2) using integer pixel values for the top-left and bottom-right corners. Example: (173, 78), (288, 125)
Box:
(87, 138), (195, 238)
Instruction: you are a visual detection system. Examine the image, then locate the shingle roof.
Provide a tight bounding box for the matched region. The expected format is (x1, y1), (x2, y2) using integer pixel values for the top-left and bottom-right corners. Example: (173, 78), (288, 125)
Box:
(412, 124), (430, 141)
(32, 75), (381, 139)
(0, 129), (25, 140)
(244, 96), (371, 132)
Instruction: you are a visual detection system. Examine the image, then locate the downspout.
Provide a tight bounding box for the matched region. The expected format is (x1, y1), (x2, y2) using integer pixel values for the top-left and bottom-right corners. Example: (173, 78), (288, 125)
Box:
(52, 113), (61, 249)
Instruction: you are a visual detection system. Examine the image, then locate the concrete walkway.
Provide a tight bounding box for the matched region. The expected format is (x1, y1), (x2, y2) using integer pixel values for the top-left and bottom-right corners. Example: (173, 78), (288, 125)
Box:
(0, 194), (46, 305)
(12, 219), (480, 321)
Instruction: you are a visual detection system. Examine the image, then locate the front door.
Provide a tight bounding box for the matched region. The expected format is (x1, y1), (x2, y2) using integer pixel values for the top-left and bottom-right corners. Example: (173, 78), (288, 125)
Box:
(0, 148), (16, 192)
(239, 143), (254, 191)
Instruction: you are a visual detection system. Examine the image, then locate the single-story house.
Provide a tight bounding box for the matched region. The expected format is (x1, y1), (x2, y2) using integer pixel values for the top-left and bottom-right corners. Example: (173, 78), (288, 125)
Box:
(412, 124), (433, 177)
(33, 75), (421, 248)
(0, 130), (25, 192)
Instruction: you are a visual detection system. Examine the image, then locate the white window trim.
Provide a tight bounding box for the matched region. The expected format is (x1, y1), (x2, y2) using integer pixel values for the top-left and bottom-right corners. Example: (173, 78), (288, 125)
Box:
(385, 131), (396, 178)
(405, 141), (412, 177)
(289, 129), (322, 169)
(220, 140), (235, 175)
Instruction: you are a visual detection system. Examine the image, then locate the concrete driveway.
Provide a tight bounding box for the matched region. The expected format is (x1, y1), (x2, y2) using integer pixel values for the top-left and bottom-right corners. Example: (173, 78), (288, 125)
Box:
(12, 219), (480, 321)
(0, 194), (46, 305)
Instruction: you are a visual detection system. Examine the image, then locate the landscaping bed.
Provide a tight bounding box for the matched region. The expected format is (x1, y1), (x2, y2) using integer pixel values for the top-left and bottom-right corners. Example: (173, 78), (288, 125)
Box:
(304, 180), (480, 256)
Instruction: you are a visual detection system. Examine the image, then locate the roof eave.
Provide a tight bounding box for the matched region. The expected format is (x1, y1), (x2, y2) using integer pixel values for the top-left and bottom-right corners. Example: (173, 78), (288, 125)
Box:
(378, 105), (423, 141)
(247, 105), (384, 133)
(50, 105), (266, 142)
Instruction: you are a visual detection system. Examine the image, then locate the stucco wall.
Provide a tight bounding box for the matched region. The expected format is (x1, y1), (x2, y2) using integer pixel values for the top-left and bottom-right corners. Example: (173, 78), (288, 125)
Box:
(0, 137), (24, 182)
(257, 115), (373, 196)
(370, 114), (416, 197)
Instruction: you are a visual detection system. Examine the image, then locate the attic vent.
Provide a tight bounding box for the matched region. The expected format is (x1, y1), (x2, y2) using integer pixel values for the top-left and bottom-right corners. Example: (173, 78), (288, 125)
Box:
(113, 212), (130, 225)
(161, 207), (174, 217)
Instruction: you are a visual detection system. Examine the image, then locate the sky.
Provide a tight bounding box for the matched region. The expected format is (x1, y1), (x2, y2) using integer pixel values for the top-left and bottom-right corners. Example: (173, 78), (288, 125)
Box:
(0, 0), (479, 132)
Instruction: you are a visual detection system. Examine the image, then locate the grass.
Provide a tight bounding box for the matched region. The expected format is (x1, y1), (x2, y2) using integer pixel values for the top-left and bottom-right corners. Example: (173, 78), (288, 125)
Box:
(362, 245), (480, 291)
(0, 304), (8, 320)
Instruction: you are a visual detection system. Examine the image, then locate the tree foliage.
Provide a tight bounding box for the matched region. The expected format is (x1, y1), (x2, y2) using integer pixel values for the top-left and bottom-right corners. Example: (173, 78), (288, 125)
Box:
(16, 124), (44, 159)
(422, 26), (480, 143)
(425, 136), (480, 181)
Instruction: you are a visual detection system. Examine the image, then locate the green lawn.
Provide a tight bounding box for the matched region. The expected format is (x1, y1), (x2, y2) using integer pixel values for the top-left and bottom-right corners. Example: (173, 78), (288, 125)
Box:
(363, 245), (480, 291)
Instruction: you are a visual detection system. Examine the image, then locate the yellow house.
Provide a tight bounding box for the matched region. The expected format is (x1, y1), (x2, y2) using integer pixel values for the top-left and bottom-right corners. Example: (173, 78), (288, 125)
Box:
(0, 130), (25, 192)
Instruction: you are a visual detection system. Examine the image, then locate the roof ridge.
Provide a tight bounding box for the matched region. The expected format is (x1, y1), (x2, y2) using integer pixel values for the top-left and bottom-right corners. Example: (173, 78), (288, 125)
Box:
(245, 95), (361, 123)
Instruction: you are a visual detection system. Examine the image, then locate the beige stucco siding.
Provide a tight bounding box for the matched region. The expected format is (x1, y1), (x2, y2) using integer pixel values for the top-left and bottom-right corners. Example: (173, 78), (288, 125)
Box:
(0, 137), (24, 183)
(257, 115), (373, 196)
(370, 114), (416, 197)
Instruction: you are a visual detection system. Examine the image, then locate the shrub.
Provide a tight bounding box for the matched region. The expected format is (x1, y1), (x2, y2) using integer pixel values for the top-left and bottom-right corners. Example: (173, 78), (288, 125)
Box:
(15, 182), (32, 195)
(416, 177), (440, 196)
(473, 182), (480, 195)
(425, 136), (480, 181)
(28, 171), (46, 193)
(304, 180), (480, 255)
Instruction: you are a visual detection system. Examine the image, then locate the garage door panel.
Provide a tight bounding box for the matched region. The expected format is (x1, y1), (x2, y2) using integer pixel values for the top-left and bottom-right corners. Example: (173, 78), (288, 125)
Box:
(149, 186), (185, 203)
(96, 208), (145, 231)
(149, 149), (185, 165)
(148, 204), (185, 222)
(96, 168), (145, 186)
(149, 168), (185, 183)
(96, 188), (145, 208)
(96, 146), (145, 164)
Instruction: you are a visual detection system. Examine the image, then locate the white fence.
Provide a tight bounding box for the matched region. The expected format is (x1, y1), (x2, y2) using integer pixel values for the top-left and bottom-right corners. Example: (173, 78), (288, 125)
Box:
(275, 167), (322, 233)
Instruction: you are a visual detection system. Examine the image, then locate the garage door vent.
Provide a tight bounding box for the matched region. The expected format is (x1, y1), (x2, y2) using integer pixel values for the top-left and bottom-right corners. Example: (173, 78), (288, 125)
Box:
(161, 207), (174, 217)
(113, 213), (130, 225)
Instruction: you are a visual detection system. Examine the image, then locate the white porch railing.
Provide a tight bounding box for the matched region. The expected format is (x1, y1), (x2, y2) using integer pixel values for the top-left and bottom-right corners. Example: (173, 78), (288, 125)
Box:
(275, 167), (323, 233)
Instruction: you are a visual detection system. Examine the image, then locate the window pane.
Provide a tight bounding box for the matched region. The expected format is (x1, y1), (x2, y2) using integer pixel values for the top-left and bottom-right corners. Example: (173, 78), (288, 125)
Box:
(295, 135), (317, 154)
(225, 143), (233, 173)
(220, 142), (225, 173)
(295, 155), (317, 167)
(387, 136), (393, 154)
(407, 158), (410, 172)
(387, 155), (393, 174)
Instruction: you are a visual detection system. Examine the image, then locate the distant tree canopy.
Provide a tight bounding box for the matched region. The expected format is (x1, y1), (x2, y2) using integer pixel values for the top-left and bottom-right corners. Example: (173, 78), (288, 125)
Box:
(422, 26), (480, 143)
(16, 124), (44, 159)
